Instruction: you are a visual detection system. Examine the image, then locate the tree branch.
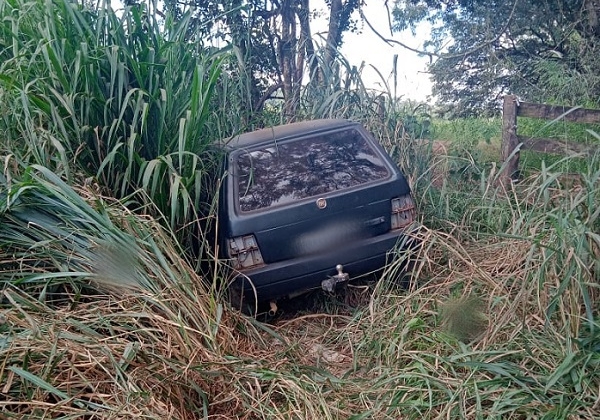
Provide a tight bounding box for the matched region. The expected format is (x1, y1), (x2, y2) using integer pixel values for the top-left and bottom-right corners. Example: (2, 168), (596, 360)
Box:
(254, 82), (284, 113)
(363, 0), (520, 61)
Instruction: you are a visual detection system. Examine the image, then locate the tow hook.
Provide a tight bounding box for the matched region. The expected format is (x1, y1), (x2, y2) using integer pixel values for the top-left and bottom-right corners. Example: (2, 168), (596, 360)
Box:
(321, 264), (350, 293)
(268, 301), (278, 316)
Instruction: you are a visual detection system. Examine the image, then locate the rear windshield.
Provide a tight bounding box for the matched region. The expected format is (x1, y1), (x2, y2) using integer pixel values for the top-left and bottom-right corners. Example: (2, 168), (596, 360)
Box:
(235, 128), (390, 212)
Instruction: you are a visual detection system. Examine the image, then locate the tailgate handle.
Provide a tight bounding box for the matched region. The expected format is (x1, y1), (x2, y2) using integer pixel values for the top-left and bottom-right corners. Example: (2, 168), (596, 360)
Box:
(364, 216), (385, 227)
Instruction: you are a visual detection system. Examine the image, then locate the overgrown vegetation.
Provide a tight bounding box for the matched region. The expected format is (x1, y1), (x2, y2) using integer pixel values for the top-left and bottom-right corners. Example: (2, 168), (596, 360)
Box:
(1, 0), (599, 419)
(430, 113), (600, 177)
(392, 0), (600, 115)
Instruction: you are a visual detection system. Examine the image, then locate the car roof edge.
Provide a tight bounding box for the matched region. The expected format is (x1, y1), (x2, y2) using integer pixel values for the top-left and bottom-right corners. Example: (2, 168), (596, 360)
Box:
(222, 119), (358, 149)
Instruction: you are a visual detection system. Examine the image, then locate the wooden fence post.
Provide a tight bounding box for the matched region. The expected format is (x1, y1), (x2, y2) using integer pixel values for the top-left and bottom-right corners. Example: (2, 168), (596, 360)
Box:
(500, 95), (519, 187)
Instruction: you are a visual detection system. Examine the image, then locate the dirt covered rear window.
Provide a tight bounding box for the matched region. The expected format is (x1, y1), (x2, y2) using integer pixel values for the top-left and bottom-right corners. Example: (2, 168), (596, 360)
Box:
(235, 128), (390, 212)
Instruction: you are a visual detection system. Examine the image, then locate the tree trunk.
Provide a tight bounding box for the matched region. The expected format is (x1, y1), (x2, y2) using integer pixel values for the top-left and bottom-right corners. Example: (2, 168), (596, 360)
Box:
(323, 0), (343, 72)
(297, 0), (317, 82)
(280, 0), (298, 121)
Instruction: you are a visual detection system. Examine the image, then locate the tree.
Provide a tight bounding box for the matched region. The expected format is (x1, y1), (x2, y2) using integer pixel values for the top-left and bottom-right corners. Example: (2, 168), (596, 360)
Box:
(391, 0), (600, 116)
(161, 0), (363, 121)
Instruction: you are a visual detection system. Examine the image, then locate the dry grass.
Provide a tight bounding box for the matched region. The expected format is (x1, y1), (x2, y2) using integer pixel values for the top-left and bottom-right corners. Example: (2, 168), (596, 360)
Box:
(2, 223), (599, 418)
(1, 249), (251, 418)
(2, 164), (599, 419)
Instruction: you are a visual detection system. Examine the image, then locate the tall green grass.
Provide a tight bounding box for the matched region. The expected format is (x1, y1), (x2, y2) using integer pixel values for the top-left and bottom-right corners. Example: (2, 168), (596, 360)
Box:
(430, 113), (600, 175)
(432, 117), (501, 148)
(0, 0), (233, 252)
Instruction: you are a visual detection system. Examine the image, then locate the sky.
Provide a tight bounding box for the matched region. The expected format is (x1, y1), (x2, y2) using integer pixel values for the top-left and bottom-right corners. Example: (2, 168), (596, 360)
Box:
(312, 0), (433, 102)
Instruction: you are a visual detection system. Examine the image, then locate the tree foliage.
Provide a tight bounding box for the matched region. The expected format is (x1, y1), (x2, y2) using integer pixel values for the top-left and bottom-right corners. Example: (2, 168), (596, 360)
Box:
(161, 0), (363, 120)
(392, 0), (600, 116)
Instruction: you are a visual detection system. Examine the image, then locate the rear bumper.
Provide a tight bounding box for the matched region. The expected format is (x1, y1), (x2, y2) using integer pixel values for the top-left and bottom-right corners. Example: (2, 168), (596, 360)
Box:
(230, 230), (411, 301)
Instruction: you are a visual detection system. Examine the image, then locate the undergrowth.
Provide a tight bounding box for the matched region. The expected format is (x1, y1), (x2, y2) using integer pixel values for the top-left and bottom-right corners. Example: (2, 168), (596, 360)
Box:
(1, 1), (599, 419)
(2, 152), (599, 419)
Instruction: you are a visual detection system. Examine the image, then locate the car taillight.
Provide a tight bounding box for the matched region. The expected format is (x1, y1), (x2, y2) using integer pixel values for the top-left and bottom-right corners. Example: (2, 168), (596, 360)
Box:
(391, 195), (416, 230)
(228, 235), (264, 270)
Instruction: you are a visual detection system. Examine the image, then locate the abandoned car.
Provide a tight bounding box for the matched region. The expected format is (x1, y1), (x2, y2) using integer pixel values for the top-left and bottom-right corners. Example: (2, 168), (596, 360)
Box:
(218, 119), (417, 305)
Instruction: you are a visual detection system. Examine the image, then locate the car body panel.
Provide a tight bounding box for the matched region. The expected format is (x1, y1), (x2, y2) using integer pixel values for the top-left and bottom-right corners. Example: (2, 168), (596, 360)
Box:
(229, 230), (406, 302)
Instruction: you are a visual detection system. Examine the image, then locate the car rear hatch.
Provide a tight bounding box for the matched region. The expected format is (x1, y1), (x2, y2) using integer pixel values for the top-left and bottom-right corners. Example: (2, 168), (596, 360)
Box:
(223, 124), (414, 268)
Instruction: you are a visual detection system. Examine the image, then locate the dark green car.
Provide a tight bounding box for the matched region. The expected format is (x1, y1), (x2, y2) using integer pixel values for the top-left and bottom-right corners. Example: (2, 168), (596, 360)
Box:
(219, 119), (416, 305)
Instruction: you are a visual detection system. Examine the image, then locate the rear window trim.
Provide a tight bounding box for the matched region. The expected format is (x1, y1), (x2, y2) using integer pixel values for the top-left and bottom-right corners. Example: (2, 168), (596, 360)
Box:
(228, 128), (396, 215)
